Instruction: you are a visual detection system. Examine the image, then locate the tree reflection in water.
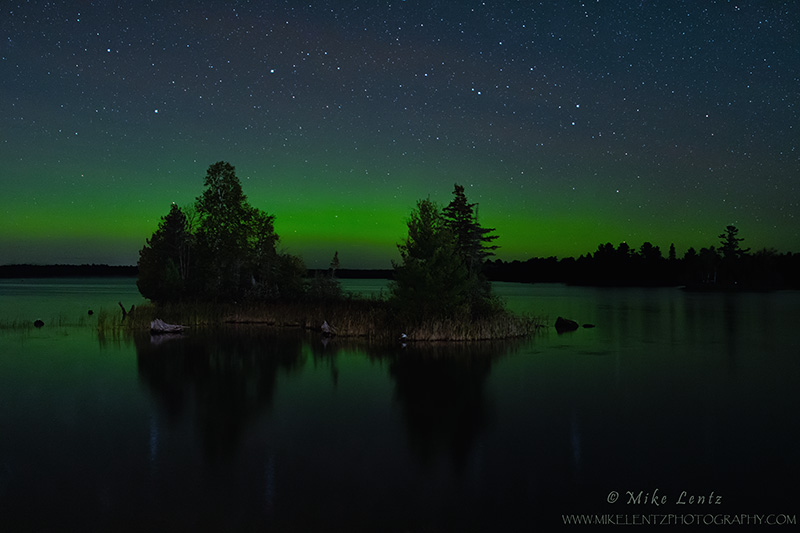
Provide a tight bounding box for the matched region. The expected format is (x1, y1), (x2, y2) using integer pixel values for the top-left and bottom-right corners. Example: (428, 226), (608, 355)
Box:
(385, 340), (518, 475)
(136, 327), (522, 474)
(135, 327), (306, 460)
(133, 327), (538, 530)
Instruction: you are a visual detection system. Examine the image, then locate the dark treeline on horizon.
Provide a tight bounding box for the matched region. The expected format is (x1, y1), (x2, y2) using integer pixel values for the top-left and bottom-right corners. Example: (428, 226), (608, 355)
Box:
(485, 229), (800, 290)
(0, 264), (138, 278)
(0, 263), (396, 281)
(3, 232), (799, 290)
(306, 268), (392, 280)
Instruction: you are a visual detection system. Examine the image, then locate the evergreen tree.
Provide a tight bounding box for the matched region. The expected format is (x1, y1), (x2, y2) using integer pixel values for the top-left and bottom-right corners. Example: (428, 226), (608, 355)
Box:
(442, 184), (499, 274)
(638, 242), (662, 262)
(137, 203), (191, 302)
(718, 225), (750, 285)
(308, 251), (343, 301)
(718, 225), (750, 261)
(637, 242), (664, 284)
(441, 184), (501, 311)
(698, 246), (721, 284)
(329, 251), (340, 277)
(616, 242), (632, 260)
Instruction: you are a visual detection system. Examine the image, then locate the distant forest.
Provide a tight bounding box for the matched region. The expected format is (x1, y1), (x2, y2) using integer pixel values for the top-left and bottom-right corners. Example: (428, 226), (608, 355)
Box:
(0, 264), (138, 278)
(2, 228), (797, 290)
(486, 229), (800, 290)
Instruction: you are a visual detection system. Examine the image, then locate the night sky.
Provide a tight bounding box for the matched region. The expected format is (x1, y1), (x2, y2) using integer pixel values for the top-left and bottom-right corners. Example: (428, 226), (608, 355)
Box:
(2, 1), (797, 268)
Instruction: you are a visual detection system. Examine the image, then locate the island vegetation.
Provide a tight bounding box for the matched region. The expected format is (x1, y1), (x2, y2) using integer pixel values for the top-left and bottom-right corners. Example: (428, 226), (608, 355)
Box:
(128, 161), (538, 341)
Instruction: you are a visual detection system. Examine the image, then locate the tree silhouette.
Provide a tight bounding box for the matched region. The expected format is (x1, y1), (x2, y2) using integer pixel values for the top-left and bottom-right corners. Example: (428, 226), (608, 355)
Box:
(307, 251), (343, 300)
(194, 162), (258, 298)
(717, 225), (750, 285)
(442, 184), (498, 274)
(138, 161), (305, 302)
(391, 198), (471, 319)
(718, 225), (750, 261)
(483, 229), (799, 289)
(137, 203), (191, 302)
(442, 184), (500, 312)
(329, 251), (340, 277)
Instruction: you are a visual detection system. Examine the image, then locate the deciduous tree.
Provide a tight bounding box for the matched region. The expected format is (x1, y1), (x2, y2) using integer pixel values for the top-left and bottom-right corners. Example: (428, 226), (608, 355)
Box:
(391, 198), (471, 319)
(138, 161), (304, 302)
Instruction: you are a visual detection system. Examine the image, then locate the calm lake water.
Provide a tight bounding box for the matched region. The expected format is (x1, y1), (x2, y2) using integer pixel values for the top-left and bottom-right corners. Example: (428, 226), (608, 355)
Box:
(0, 278), (798, 531)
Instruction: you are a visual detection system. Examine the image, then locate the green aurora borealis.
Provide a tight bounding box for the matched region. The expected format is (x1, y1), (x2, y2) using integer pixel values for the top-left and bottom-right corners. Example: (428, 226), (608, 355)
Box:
(2, 1), (797, 268)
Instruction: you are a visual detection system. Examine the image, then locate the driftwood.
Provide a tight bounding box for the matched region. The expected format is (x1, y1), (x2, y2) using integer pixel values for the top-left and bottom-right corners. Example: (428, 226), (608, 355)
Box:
(321, 321), (337, 337)
(150, 319), (187, 335)
(118, 301), (135, 320)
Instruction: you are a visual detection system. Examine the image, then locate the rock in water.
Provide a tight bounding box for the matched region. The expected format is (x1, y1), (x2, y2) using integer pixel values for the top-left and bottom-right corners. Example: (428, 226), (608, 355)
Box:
(33, 319), (44, 328)
(554, 316), (579, 333)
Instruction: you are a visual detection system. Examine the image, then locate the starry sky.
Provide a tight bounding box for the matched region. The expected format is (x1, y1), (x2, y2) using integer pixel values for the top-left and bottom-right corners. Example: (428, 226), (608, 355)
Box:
(2, 1), (798, 268)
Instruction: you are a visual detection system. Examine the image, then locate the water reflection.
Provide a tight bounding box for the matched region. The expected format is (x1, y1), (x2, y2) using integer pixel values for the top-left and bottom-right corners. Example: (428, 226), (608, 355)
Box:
(3, 281), (798, 530)
(385, 342), (503, 474)
(134, 326), (526, 478)
(135, 327), (306, 459)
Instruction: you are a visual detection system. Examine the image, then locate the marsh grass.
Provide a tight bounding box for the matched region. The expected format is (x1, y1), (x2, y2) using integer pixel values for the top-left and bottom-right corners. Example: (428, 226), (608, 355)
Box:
(0, 319), (33, 331)
(403, 311), (541, 341)
(1, 294), (542, 342)
(93, 296), (543, 341)
(0, 312), (96, 331)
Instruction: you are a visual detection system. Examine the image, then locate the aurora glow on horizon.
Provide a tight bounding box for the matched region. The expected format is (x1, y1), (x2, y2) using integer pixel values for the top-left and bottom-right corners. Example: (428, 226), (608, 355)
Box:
(2, 1), (798, 268)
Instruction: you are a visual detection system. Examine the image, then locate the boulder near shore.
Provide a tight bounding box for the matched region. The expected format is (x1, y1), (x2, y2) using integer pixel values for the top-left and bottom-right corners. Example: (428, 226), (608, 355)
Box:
(554, 316), (579, 333)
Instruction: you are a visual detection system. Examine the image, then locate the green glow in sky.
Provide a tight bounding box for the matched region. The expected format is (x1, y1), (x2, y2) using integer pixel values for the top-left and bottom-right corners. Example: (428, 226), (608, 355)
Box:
(2, 2), (798, 267)
(3, 155), (790, 268)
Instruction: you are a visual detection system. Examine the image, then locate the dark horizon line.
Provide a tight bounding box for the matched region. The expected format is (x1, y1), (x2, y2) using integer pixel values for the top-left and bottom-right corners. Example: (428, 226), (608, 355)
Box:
(0, 264), (394, 279)
(4, 241), (800, 279)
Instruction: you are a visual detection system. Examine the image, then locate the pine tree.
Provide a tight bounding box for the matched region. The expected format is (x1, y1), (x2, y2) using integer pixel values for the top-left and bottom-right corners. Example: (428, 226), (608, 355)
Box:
(718, 225), (750, 285)
(137, 203), (191, 302)
(442, 184), (499, 274)
(718, 225), (750, 261)
(329, 251), (340, 277)
(441, 184), (503, 314)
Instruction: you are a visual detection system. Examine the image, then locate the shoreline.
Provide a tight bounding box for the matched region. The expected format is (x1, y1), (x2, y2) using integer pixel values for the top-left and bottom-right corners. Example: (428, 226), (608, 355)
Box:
(99, 299), (543, 342)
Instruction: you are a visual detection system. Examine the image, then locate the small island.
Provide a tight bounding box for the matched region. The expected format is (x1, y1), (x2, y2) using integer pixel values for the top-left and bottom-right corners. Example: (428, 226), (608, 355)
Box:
(123, 161), (539, 341)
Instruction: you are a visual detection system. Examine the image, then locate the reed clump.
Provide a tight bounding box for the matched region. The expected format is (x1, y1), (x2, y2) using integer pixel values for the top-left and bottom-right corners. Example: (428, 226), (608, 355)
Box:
(0, 312), (95, 331)
(403, 311), (541, 341)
